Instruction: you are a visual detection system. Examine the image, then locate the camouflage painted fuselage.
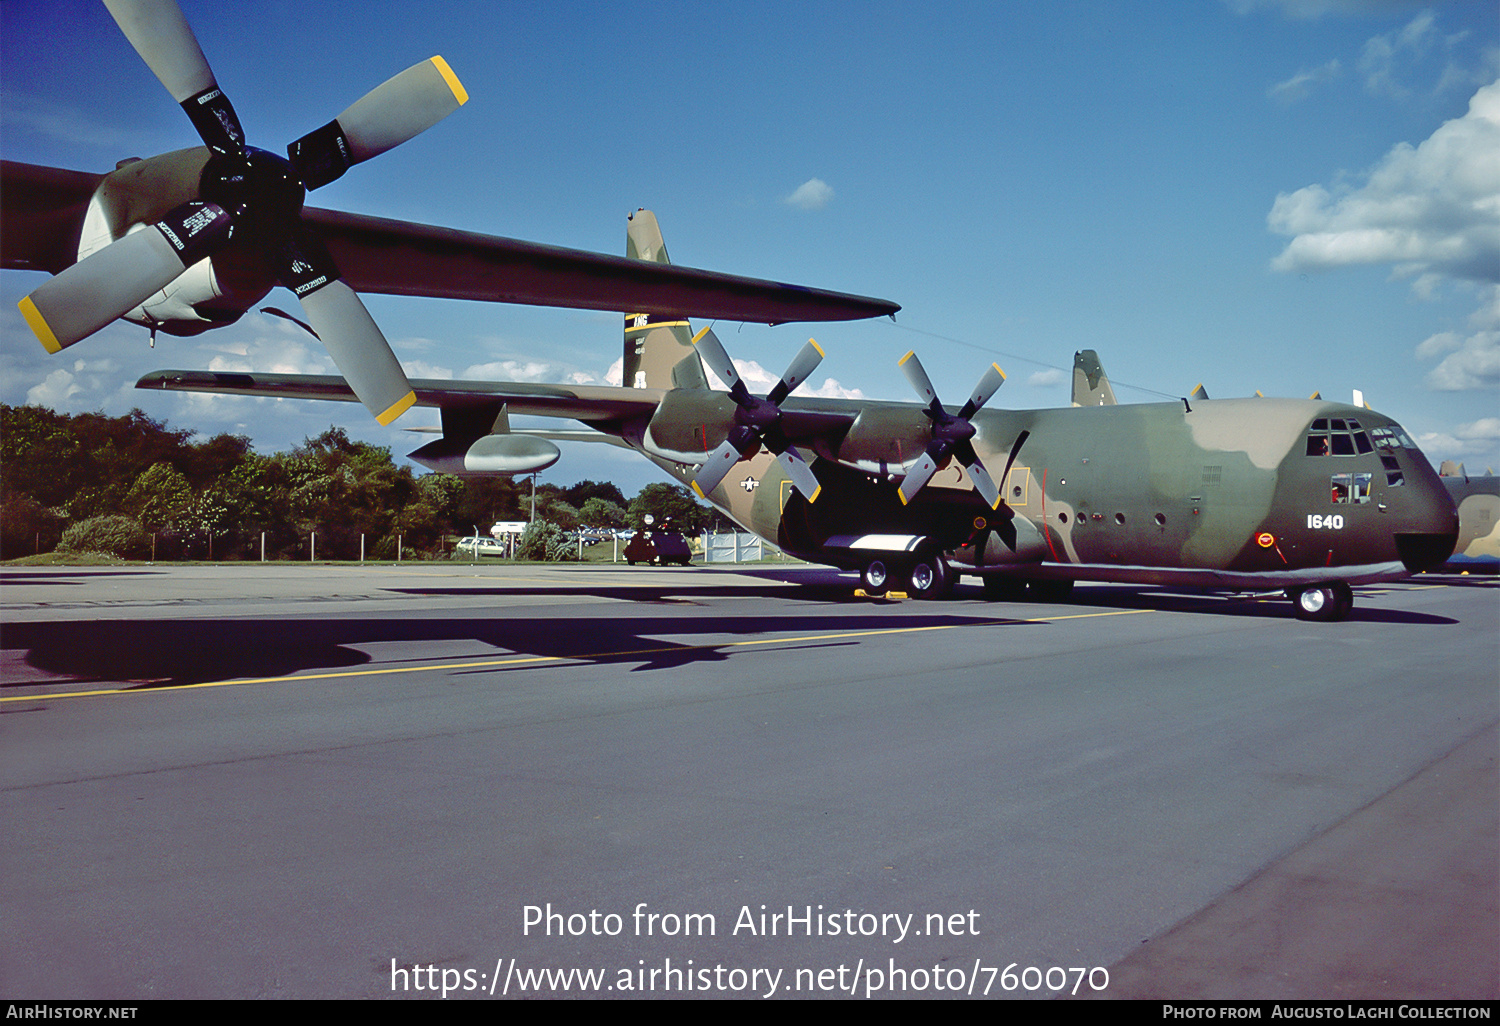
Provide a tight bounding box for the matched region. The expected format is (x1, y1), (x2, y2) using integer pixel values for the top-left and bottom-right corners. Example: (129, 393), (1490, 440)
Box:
(642, 392), (1458, 589)
(1441, 475), (1500, 566)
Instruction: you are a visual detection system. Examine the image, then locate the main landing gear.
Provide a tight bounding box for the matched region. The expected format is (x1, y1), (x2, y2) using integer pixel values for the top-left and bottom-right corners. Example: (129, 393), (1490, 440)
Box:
(1290, 582), (1353, 622)
(859, 550), (956, 600)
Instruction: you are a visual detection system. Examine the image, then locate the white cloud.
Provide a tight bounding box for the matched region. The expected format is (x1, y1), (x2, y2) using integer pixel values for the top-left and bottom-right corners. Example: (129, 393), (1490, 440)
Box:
(785, 178), (834, 211)
(1415, 330), (1461, 358)
(1269, 59), (1342, 103)
(25, 368), (84, 407)
(1359, 10), (1437, 97)
(702, 358), (865, 400)
(1417, 417), (1500, 459)
(402, 361), (453, 380)
(1268, 79), (1500, 285)
(1027, 369), (1066, 388)
(1455, 416), (1500, 441)
(461, 359), (610, 385)
(1419, 284), (1500, 390)
(1226, 1), (1432, 19)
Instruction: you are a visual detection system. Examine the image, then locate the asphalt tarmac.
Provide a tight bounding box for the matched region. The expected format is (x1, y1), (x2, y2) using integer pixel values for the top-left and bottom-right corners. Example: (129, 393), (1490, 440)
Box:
(1, 562), (1495, 1000)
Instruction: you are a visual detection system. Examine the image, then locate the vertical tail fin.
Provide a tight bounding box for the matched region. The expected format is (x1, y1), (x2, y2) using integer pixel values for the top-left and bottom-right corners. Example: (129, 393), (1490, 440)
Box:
(622, 210), (708, 390)
(1071, 349), (1117, 407)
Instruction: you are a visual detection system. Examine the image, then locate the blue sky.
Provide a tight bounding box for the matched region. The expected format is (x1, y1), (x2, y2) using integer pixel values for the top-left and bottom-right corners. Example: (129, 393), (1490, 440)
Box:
(3, 0), (1497, 493)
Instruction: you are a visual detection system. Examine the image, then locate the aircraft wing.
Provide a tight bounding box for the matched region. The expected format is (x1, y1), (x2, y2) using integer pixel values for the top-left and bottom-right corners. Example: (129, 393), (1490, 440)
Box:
(303, 207), (899, 323)
(3, 160), (900, 324)
(136, 369), (860, 454)
(0, 161), (104, 274)
(135, 369), (664, 423)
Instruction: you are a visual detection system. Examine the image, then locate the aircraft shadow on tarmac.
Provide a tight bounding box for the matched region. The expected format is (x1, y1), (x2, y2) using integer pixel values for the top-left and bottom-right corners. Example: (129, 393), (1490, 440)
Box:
(385, 576), (1463, 626)
(3, 610), (1047, 689)
(3, 571), (1465, 689)
(0, 570), (167, 585)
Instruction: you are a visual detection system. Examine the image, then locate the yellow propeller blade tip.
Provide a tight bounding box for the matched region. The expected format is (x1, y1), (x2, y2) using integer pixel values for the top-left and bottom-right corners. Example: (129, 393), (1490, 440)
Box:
(429, 57), (468, 106)
(18, 297), (62, 354)
(375, 391), (418, 426)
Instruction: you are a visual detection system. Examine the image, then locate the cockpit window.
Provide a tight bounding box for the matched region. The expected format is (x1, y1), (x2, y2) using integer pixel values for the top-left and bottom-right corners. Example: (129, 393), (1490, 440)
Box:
(1368, 425), (1416, 484)
(1306, 421), (1373, 458)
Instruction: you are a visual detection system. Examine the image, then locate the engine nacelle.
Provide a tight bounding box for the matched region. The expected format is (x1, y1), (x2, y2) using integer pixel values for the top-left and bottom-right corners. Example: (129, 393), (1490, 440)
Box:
(408, 433), (561, 476)
(79, 150), (274, 337)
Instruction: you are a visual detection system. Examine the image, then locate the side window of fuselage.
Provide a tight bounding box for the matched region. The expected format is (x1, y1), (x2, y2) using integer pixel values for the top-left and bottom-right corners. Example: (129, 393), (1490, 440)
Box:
(1331, 472), (1372, 504)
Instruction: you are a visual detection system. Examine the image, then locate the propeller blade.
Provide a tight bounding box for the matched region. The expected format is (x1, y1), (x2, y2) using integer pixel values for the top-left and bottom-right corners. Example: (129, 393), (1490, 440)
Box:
(958, 363), (1006, 419)
(766, 338), (825, 405)
(898, 350), (939, 410)
(103, 0), (215, 102)
(103, 0), (244, 156)
(289, 57), (467, 190)
(964, 458), (1002, 510)
(19, 201), (233, 352)
(898, 452), (940, 505)
(777, 448), (822, 503)
(691, 440), (744, 499)
(295, 280), (416, 425)
(691, 326), (743, 394)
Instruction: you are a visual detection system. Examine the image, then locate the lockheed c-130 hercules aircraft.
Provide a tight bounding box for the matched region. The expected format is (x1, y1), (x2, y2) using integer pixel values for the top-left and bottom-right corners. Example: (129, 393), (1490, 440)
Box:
(138, 210), (1462, 622)
(5, 0), (899, 425)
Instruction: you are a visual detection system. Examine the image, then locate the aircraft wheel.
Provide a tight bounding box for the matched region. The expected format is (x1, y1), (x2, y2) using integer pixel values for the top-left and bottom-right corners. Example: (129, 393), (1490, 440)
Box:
(1029, 578), (1074, 602)
(861, 559), (891, 597)
(907, 554), (954, 600)
(1293, 583), (1353, 622)
(982, 576), (1027, 601)
(1331, 581), (1354, 620)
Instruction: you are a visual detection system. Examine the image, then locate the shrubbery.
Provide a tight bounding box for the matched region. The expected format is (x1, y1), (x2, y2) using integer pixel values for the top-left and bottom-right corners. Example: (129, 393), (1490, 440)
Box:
(515, 520), (575, 561)
(57, 515), (152, 559)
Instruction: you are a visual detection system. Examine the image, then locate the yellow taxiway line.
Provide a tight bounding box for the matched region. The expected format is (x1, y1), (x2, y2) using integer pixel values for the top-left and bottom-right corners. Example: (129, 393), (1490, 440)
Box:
(2, 608), (1154, 704)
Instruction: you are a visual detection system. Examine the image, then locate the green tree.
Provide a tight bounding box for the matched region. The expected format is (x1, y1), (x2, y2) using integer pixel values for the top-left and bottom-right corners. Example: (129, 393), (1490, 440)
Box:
(579, 497), (627, 531)
(628, 482), (712, 534)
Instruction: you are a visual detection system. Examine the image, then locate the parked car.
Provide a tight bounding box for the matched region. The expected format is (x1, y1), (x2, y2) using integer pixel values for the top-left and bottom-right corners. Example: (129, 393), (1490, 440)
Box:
(455, 536), (506, 559)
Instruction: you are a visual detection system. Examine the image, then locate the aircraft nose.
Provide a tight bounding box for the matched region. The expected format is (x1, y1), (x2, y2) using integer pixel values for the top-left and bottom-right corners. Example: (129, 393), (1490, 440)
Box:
(1393, 480), (1459, 572)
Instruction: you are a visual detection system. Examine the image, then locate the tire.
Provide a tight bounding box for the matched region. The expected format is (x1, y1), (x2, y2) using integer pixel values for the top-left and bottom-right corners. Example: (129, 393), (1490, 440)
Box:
(1331, 581), (1353, 620)
(861, 559), (891, 597)
(907, 554), (954, 600)
(1294, 583), (1354, 622)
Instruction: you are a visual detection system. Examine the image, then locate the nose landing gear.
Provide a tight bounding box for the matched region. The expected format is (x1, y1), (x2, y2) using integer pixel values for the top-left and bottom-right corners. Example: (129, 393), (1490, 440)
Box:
(1291, 582), (1354, 622)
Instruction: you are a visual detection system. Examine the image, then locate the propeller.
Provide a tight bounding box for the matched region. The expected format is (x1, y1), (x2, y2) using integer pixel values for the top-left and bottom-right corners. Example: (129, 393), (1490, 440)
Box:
(690, 327), (825, 503)
(895, 350), (1007, 508)
(18, 0), (467, 425)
